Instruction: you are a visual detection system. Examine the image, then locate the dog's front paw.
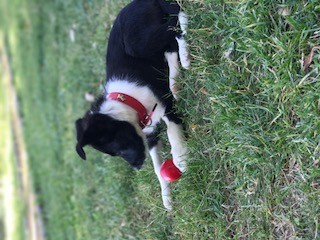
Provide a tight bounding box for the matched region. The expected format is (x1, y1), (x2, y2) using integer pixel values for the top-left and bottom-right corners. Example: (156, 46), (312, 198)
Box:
(173, 154), (187, 173)
(172, 147), (188, 173)
(170, 83), (180, 100)
(180, 51), (191, 70)
(162, 192), (172, 210)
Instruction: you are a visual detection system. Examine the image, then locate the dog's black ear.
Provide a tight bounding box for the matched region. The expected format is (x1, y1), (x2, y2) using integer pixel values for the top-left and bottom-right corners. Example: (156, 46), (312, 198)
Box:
(75, 118), (84, 141)
(76, 142), (87, 160)
(75, 118), (87, 160)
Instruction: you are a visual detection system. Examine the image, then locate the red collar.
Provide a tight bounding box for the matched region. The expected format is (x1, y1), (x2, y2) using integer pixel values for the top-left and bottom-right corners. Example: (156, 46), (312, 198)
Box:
(107, 92), (157, 129)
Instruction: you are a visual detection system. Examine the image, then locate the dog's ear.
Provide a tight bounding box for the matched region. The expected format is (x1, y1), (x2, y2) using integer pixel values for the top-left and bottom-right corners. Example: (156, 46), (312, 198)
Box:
(76, 142), (87, 160)
(75, 118), (84, 141)
(75, 118), (87, 160)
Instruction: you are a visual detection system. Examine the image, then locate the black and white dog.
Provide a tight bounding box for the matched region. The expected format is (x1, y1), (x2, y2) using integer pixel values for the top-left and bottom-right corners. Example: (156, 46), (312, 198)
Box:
(75, 0), (190, 210)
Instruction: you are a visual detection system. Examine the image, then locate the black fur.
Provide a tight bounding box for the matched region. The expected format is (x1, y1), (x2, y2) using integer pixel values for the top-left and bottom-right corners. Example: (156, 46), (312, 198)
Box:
(75, 0), (182, 169)
(106, 0), (180, 106)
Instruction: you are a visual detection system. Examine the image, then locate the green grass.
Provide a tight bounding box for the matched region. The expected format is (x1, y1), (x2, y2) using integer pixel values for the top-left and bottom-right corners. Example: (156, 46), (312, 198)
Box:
(1, 0), (319, 239)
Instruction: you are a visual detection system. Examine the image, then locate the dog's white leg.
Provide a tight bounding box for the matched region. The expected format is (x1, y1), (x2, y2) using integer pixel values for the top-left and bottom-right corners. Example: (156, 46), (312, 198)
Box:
(165, 52), (180, 100)
(176, 11), (190, 69)
(178, 11), (188, 35)
(176, 36), (190, 69)
(162, 116), (188, 173)
(149, 145), (172, 210)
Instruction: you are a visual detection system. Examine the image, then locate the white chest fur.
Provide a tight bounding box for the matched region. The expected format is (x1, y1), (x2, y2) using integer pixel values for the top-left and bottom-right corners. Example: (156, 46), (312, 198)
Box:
(102, 79), (166, 135)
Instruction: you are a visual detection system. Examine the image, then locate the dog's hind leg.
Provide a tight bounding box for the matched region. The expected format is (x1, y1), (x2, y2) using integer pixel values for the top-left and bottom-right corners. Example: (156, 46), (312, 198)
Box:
(165, 51), (180, 100)
(178, 11), (188, 34)
(176, 12), (190, 69)
(147, 132), (172, 210)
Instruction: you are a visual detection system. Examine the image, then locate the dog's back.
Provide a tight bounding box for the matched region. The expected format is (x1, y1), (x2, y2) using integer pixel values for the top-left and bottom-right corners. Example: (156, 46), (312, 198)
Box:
(106, 0), (180, 105)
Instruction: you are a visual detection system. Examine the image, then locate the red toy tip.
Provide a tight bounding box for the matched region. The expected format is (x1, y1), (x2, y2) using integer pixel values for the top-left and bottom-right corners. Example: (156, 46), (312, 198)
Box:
(160, 158), (182, 182)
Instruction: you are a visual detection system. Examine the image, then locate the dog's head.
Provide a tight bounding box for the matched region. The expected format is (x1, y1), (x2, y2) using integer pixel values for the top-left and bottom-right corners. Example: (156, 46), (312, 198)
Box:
(75, 113), (146, 169)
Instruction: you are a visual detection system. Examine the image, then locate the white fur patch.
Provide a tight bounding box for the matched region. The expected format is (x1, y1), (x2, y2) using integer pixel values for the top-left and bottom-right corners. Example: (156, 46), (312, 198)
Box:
(178, 11), (188, 35)
(99, 100), (138, 123)
(177, 11), (190, 69)
(104, 79), (166, 135)
(165, 52), (180, 100)
(176, 37), (190, 69)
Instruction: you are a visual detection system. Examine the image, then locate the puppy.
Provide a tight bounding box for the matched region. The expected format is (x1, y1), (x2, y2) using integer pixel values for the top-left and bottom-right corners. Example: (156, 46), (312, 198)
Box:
(75, 0), (190, 210)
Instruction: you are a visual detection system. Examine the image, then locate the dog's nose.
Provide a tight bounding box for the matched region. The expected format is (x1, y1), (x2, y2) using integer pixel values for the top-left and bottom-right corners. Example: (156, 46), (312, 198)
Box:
(124, 152), (145, 170)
